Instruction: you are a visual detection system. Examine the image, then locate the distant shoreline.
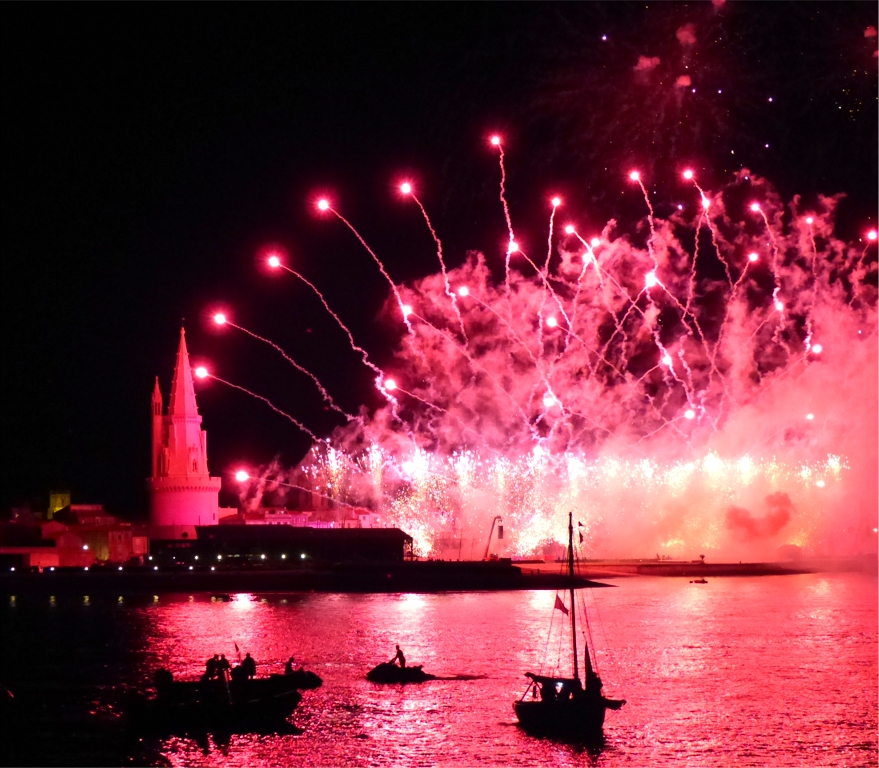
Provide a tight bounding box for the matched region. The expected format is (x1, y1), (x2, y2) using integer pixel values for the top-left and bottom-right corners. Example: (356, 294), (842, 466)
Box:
(1, 556), (873, 596)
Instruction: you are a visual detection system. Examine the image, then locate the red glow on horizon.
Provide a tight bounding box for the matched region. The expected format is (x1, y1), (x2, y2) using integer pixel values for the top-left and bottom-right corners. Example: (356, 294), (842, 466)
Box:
(195, 366), (209, 379)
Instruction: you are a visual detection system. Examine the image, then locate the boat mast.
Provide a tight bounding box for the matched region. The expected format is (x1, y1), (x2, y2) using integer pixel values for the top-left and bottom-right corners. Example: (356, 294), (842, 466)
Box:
(568, 510), (579, 682)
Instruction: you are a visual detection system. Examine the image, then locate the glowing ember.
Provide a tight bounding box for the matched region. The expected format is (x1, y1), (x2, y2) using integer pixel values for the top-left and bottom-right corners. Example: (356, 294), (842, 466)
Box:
(194, 366), (208, 379)
(213, 313), (226, 325)
(317, 199), (330, 211)
(235, 470), (250, 482)
(551, 196), (562, 207)
(384, 379), (397, 391)
(683, 169), (694, 180)
(748, 252), (759, 262)
(268, 255), (281, 268)
(490, 135), (501, 146)
(457, 286), (469, 297)
(629, 170), (641, 182)
(645, 271), (658, 288)
(546, 316), (558, 328)
(564, 225), (576, 235)
(811, 344), (823, 354)
(868, 230), (877, 241)
(400, 182), (412, 195)
(508, 240), (519, 253)
(684, 409), (696, 420)
(750, 202), (761, 212)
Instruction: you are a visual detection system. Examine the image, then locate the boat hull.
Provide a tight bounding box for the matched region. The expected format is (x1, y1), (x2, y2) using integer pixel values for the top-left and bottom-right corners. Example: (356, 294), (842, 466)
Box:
(366, 662), (436, 683)
(514, 697), (607, 740)
(125, 670), (321, 735)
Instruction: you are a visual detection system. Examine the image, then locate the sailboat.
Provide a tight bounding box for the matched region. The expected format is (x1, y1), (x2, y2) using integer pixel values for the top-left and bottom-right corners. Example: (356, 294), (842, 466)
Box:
(514, 511), (626, 740)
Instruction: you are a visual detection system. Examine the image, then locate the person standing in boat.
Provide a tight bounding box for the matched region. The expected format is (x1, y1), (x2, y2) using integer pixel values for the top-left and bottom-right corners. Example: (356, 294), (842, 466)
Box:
(284, 656), (296, 674)
(204, 654), (220, 680)
(241, 652), (256, 679)
(390, 645), (406, 668)
(218, 654), (231, 679)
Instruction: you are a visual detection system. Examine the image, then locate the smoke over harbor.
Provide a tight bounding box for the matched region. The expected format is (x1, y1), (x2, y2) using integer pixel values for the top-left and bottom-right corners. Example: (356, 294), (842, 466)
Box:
(229, 164), (877, 562)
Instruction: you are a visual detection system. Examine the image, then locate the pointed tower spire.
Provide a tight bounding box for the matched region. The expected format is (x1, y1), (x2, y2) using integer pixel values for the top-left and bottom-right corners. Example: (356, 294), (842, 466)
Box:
(168, 328), (200, 418)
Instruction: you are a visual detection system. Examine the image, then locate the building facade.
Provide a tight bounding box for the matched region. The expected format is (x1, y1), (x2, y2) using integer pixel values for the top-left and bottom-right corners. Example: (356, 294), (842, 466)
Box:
(147, 329), (222, 540)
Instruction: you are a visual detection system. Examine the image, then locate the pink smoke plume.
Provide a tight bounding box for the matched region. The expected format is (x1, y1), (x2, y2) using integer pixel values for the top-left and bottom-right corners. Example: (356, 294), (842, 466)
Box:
(676, 23), (697, 46)
(725, 492), (794, 542)
(634, 55), (661, 72)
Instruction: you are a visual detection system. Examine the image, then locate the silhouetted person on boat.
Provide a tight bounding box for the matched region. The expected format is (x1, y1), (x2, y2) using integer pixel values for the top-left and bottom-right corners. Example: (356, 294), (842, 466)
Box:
(218, 654), (231, 678)
(204, 654), (220, 680)
(390, 645), (406, 668)
(241, 653), (256, 679)
(285, 656), (300, 674)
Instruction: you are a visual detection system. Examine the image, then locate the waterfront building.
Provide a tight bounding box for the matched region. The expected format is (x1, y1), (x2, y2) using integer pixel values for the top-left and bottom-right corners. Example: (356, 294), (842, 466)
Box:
(147, 329), (223, 541)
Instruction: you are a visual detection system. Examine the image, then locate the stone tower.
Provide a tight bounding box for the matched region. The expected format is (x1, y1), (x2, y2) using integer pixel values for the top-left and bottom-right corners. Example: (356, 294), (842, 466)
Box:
(147, 328), (221, 540)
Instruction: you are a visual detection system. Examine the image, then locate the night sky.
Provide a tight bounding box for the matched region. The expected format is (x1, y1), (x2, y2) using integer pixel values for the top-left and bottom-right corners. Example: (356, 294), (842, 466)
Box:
(3, 3), (876, 517)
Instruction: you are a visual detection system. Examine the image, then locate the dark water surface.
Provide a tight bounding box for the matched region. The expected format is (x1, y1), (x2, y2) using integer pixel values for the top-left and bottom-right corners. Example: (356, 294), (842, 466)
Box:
(2, 573), (876, 767)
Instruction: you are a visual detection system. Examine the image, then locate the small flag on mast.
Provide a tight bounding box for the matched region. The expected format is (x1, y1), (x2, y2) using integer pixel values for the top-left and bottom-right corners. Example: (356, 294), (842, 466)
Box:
(554, 595), (569, 615)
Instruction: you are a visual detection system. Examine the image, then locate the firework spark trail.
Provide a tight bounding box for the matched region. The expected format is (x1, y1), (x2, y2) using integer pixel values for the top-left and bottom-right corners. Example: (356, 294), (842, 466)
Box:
(407, 190), (469, 344)
(409, 303), (540, 442)
(752, 204), (792, 357)
(325, 205), (415, 336)
(492, 137), (517, 296)
(207, 373), (323, 443)
(802, 217), (819, 351)
(273, 263), (386, 381)
(687, 175), (733, 288)
(386, 374), (498, 453)
(219, 318), (355, 421)
(630, 172), (658, 268)
(512, 246), (574, 330)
